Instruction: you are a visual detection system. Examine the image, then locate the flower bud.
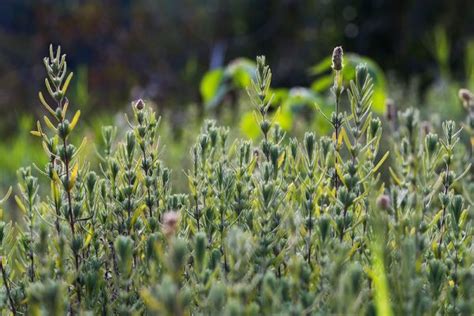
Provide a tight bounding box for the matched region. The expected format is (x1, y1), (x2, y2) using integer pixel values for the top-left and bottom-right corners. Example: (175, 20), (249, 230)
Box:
(331, 46), (343, 71)
(385, 98), (395, 120)
(134, 99), (145, 110)
(163, 211), (180, 236)
(420, 121), (431, 135)
(376, 194), (391, 210)
(458, 88), (473, 107)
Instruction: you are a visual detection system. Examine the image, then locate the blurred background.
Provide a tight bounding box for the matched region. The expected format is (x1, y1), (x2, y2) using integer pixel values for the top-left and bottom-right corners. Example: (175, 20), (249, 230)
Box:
(0, 0), (473, 189)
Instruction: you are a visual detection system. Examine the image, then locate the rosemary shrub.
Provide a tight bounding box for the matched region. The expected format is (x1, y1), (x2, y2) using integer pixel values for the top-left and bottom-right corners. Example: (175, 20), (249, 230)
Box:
(0, 45), (472, 315)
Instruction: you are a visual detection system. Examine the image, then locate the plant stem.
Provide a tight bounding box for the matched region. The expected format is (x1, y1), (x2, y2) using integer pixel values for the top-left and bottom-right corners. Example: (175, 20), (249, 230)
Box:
(438, 163), (449, 256)
(340, 207), (348, 242)
(28, 201), (35, 282)
(141, 146), (154, 219)
(307, 227), (311, 265)
(0, 260), (17, 316)
(62, 135), (82, 306)
(195, 194), (200, 232)
(334, 90), (341, 197)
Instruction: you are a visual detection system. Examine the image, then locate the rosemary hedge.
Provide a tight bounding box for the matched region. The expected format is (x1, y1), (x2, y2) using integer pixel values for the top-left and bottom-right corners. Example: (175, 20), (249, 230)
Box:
(0, 45), (472, 315)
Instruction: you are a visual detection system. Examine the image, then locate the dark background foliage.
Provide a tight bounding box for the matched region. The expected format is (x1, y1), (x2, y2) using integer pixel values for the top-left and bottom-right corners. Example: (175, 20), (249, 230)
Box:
(1, 0), (473, 135)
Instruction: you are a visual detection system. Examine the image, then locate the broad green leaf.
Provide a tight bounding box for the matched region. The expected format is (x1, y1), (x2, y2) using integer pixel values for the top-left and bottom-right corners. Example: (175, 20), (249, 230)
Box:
(309, 56), (332, 75)
(310, 53), (387, 113)
(274, 107), (293, 131)
(310, 74), (333, 92)
(225, 58), (255, 88)
(200, 68), (224, 104)
(239, 112), (260, 139)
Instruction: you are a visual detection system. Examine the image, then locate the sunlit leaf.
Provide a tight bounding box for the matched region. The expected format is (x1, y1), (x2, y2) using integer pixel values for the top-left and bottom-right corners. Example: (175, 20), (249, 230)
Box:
(200, 68), (224, 104)
(239, 111), (260, 139)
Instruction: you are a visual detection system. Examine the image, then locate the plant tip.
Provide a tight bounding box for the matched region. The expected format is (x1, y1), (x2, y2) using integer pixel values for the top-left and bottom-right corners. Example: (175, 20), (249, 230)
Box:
(376, 194), (391, 210)
(331, 46), (343, 71)
(134, 99), (145, 110)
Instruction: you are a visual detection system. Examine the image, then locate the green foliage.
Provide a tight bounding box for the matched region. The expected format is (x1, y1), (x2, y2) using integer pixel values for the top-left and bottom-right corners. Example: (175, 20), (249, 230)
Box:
(201, 58), (255, 110)
(0, 117), (48, 188)
(310, 52), (387, 113)
(0, 45), (472, 315)
(201, 52), (387, 139)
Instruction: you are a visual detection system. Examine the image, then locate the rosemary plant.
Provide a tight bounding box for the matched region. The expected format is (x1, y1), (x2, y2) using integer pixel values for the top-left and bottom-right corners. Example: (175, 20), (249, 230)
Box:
(0, 45), (472, 316)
